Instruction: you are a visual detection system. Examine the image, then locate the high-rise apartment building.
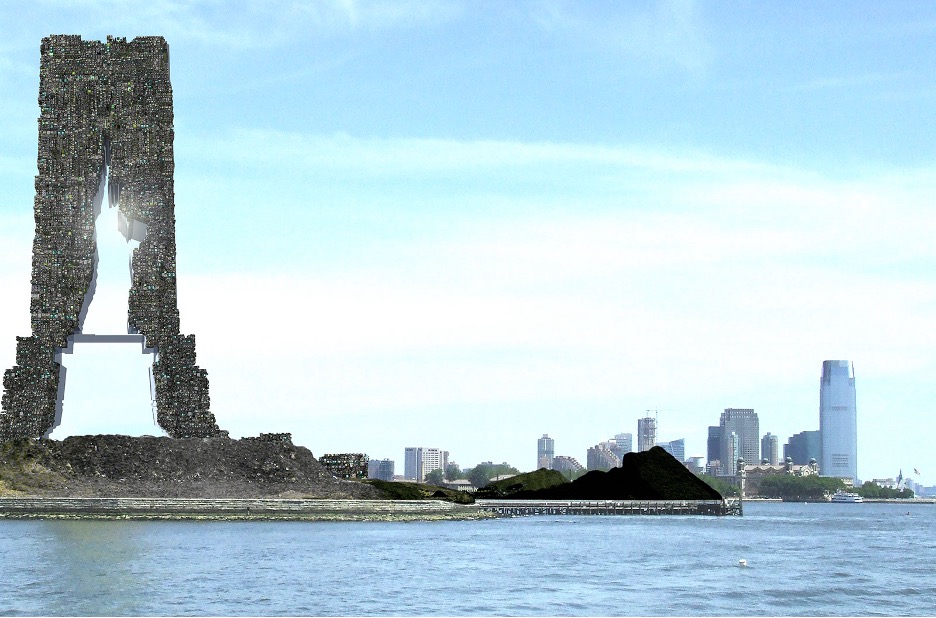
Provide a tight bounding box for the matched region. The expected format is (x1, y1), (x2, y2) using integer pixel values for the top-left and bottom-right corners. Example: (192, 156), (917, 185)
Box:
(761, 433), (779, 465)
(403, 447), (449, 482)
(537, 434), (555, 470)
(552, 455), (584, 477)
(719, 408), (759, 476)
(819, 360), (858, 482)
(587, 443), (621, 471)
(637, 417), (657, 452)
(784, 430), (820, 465)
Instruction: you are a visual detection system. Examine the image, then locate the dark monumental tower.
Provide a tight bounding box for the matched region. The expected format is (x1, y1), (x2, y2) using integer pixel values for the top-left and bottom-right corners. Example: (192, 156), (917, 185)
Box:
(0, 35), (221, 440)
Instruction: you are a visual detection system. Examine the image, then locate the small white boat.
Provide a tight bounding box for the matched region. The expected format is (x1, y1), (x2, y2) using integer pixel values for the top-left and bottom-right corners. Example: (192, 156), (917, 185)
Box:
(830, 490), (863, 503)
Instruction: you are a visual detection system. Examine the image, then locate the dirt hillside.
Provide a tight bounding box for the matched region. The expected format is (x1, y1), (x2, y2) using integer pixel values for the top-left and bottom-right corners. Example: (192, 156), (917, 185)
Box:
(0, 434), (383, 499)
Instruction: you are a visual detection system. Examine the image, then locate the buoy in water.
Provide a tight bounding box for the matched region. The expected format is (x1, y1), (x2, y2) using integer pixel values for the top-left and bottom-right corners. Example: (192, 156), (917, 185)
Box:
(738, 559), (747, 567)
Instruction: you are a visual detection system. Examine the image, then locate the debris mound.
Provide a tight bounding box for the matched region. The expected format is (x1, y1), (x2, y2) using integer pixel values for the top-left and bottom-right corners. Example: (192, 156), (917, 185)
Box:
(0, 434), (383, 499)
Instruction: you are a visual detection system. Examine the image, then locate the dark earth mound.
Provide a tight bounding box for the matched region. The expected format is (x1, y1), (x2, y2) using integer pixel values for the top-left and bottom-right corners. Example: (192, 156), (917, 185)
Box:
(488, 447), (722, 501)
(475, 468), (568, 498)
(362, 479), (474, 504)
(0, 434), (383, 499)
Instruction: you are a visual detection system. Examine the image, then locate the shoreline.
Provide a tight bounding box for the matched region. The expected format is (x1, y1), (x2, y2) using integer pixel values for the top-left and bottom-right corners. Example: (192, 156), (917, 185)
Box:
(0, 497), (497, 521)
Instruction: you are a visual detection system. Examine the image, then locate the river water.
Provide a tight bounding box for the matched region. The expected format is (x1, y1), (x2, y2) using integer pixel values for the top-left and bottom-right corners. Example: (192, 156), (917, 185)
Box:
(1, 502), (934, 616)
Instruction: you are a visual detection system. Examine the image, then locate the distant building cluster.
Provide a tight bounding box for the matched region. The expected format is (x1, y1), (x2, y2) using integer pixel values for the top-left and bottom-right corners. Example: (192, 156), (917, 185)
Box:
(0, 35), (220, 441)
(367, 458), (395, 481)
(550, 455), (584, 476)
(320, 453), (369, 479)
(586, 443), (620, 471)
(741, 458), (820, 497)
(709, 408), (760, 477)
(531, 360), (862, 491)
(404, 446), (449, 482)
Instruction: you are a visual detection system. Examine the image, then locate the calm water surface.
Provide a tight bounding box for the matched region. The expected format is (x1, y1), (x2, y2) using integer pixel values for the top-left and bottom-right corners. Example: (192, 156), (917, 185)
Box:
(1, 502), (934, 616)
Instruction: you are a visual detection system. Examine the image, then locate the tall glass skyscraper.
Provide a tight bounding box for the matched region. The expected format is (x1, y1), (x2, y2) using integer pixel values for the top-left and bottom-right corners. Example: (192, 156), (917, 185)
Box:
(819, 360), (858, 483)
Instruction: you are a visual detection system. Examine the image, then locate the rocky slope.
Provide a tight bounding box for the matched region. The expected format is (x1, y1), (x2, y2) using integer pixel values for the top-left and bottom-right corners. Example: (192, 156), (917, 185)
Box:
(0, 434), (383, 499)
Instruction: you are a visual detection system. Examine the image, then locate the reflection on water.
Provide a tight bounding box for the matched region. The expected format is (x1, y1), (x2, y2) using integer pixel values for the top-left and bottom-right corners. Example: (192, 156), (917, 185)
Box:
(1, 503), (935, 616)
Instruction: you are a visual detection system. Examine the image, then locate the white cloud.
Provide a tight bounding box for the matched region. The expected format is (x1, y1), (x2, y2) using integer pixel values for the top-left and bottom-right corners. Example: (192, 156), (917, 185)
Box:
(532, 0), (713, 73)
(184, 129), (773, 182)
(24, 0), (460, 50)
(4, 127), (936, 477)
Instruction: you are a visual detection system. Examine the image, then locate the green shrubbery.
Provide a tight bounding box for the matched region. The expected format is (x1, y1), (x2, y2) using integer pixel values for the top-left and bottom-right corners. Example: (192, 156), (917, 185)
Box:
(856, 481), (914, 499)
(754, 475), (915, 500)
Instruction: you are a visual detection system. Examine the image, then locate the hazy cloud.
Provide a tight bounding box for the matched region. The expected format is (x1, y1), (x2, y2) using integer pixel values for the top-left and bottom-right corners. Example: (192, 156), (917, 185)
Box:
(532, 0), (713, 73)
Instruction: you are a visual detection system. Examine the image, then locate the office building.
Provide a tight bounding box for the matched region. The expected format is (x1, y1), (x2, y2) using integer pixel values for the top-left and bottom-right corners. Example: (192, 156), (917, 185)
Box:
(819, 360), (858, 482)
(784, 430), (820, 465)
(537, 434), (555, 470)
(657, 438), (685, 462)
(719, 408), (759, 476)
(761, 433), (779, 465)
(707, 426), (721, 467)
(637, 417), (657, 452)
(404, 447), (449, 482)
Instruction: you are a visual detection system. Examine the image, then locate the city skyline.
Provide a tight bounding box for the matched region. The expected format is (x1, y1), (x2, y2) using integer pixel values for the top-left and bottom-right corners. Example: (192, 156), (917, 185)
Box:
(0, 3), (934, 484)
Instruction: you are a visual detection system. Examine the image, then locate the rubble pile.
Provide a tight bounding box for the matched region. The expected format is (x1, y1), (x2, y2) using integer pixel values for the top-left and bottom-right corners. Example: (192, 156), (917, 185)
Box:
(0, 434), (383, 499)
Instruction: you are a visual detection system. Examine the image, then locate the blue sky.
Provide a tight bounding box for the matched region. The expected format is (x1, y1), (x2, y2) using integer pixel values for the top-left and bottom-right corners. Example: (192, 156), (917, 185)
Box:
(1, 1), (935, 484)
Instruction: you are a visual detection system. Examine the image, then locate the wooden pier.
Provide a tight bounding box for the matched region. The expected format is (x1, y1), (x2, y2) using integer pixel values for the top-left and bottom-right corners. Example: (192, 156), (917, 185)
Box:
(475, 498), (742, 517)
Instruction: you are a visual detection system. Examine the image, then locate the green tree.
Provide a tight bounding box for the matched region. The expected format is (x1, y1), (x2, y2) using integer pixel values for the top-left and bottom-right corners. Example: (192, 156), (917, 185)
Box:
(467, 464), (494, 489)
(444, 463), (462, 481)
(699, 474), (739, 497)
(756, 474), (844, 500)
(424, 468), (445, 485)
(856, 481), (914, 499)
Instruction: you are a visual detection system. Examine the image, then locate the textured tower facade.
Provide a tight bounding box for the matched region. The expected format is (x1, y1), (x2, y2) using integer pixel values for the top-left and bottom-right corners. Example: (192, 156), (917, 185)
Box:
(0, 35), (220, 441)
(637, 416), (656, 452)
(819, 360), (857, 482)
(761, 432), (779, 465)
(537, 433), (554, 469)
(719, 408), (759, 475)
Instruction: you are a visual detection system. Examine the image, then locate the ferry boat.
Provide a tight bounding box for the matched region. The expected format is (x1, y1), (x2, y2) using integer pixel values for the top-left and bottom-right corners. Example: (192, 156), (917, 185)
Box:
(830, 490), (863, 503)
